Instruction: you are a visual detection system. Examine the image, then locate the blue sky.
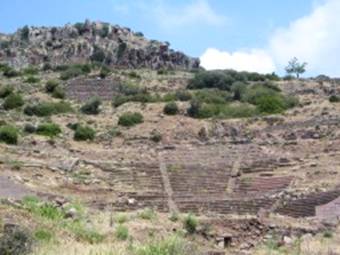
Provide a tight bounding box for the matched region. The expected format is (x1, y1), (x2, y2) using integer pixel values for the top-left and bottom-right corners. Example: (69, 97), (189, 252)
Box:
(1, 0), (340, 76)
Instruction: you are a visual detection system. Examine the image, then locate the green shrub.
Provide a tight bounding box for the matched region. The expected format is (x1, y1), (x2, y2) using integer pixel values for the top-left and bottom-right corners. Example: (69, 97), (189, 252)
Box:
(115, 213), (128, 224)
(45, 80), (59, 93)
(36, 123), (62, 137)
(112, 93), (158, 107)
(52, 86), (65, 99)
(74, 125), (95, 141)
(24, 123), (36, 134)
(163, 102), (179, 115)
(3, 93), (24, 110)
(23, 66), (39, 75)
(133, 235), (193, 255)
(34, 229), (53, 242)
(188, 71), (235, 91)
(21, 25), (30, 41)
(138, 208), (156, 220)
(59, 65), (90, 80)
(0, 125), (18, 144)
(255, 95), (286, 114)
(24, 76), (40, 84)
(150, 130), (162, 143)
(90, 47), (106, 63)
(193, 89), (232, 104)
(118, 112), (144, 127)
(99, 66), (111, 79)
(0, 85), (13, 98)
(117, 42), (127, 59)
(69, 223), (104, 244)
(231, 81), (248, 101)
(175, 90), (192, 101)
(115, 225), (129, 241)
(22, 196), (64, 220)
(187, 100), (202, 118)
(329, 95), (340, 103)
(24, 101), (72, 117)
(0, 225), (33, 255)
(3, 67), (20, 78)
(183, 214), (198, 234)
(80, 97), (101, 115)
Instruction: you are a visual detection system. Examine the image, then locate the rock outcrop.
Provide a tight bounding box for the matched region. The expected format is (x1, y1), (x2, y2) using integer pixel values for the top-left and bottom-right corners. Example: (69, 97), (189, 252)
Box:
(0, 20), (200, 70)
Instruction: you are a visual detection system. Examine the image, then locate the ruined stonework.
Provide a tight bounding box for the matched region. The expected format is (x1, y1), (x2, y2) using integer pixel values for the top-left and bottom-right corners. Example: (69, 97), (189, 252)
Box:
(0, 20), (200, 70)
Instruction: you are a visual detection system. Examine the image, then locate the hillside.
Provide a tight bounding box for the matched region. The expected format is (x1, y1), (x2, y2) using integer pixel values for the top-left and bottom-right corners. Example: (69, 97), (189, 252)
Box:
(0, 20), (199, 70)
(0, 23), (340, 255)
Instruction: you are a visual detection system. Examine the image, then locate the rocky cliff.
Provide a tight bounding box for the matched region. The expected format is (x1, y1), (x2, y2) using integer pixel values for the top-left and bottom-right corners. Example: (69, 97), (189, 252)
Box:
(0, 20), (200, 70)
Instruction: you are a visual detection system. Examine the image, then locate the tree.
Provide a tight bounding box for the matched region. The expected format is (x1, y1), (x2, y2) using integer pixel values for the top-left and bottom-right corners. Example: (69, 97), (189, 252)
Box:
(285, 57), (307, 78)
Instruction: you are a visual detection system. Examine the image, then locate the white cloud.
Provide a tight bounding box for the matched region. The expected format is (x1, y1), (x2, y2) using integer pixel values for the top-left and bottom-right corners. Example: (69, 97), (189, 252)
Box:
(201, 0), (340, 76)
(151, 0), (226, 28)
(200, 48), (276, 73)
(269, 0), (340, 76)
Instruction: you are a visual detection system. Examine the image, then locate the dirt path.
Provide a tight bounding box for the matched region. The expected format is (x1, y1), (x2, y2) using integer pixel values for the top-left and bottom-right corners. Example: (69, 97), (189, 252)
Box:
(158, 153), (179, 213)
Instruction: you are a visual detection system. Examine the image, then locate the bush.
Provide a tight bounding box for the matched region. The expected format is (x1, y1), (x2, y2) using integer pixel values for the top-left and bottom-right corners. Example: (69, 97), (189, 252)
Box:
(52, 86), (65, 99)
(80, 97), (101, 115)
(163, 102), (179, 115)
(36, 123), (62, 137)
(187, 100), (202, 118)
(74, 125), (96, 141)
(0, 125), (18, 144)
(0, 85), (13, 98)
(24, 123), (36, 134)
(45, 80), (59, 93)
(255, 95), (286, 114)
(231, 81), (248, 101)
(329, 95), (340, 103)
(3, 93), (24, 110)
(175, 90), (192, 101)
(188, 70), (235, 91)
(34, 228), (53, 242)
(118, 112), (144, 127)
(21, 25), (30, 41)
(24, 101), (73, 117)
(0, 225), (33, 255)
(90, 47), (106, 63)
(24, 76), (40, 84)
(138, 208), (156, 220)
(183, 214), (198, 234)
(115, 225), (129, 241)
(3, 67), (20, 78)
(99, 66), (111, 79)
(133, 235), (193, 255)
(59, 64), (90, 80)
(150, 130), (162, 143)
(193, 89), (232, 104)
(22, 67), (39, 76)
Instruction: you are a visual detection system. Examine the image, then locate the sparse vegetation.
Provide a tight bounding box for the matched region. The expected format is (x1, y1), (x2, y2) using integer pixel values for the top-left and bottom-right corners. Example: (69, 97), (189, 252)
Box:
(118, 112), (144, 127)
(24, 75), (40, 84)
(329, 95), (340, 103)
(24, 101), (73, 117)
